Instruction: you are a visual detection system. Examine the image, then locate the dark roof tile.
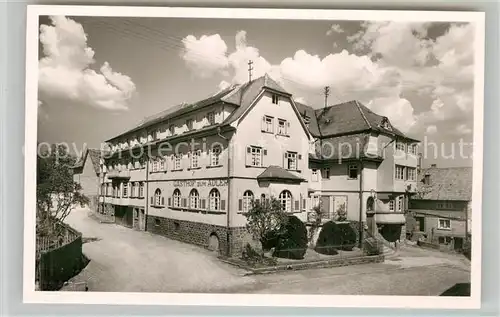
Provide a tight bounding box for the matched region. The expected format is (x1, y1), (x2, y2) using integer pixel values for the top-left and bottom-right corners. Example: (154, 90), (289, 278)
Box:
(415, 167), (473, 201)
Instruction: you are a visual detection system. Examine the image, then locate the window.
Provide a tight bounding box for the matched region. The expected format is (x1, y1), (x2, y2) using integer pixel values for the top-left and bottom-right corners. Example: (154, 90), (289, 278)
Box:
(438, 218), (451, 230)
(169, 125), (175, 136)
(395, 165), (405, 180)
(279, 190), (292, 212)
(323, 168), (330, 179)
(189, 189), (200, 209)
(139, 182), (144, 198)
(272, 94), (279, 104)
(172, 189), (181, 208)
(151, 129), (159, 141)
(209, 188), (221, 211)
(152, 159), (159, 172)
(408, 144), (417, 155)
(186, 119), (193, 131)
(173, 154), (182, 170)
(159, 158), (166, 171)
(312, 169), (319, 182)
(389, 200), (395, 212)
(262, 116), (274, 133)
(123, 182), (128, 198)
(190, 150), (201, 169)
(348, 164), (358, 179)
(423, 174), (431, 185)
(397, 196), (403, 212)
(246, 146), (263, 167)
(277, 119), (288, 135)
(130, 182), (135, 197)
(437, 202), (455, 210)
(438, 236), (452, 245)
(396, 141), (406, 151)
(211, 146), (221, 166)
(154, 189), (162, 206)
(285, 152), (297, 170)
(406, 167), (416, 181)
(207, 112), (215, 125)
(242, 190), (254, 213)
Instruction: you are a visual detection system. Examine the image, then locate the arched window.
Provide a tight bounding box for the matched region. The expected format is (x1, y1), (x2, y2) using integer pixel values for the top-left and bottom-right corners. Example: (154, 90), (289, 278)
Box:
(154, 188), (162, 206)
(367, 197), (375, 212)
(243, 190), (254, 212)
(173, 189), (181, 208)
(209, 188), (221, 211)
(189, 189), (199, 209)
(279, 190), (293, 212)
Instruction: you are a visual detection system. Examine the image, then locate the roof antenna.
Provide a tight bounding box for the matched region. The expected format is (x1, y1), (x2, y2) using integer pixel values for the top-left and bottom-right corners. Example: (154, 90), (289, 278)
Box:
(324, 86), (330, 108)
(248, 60), (253, 82)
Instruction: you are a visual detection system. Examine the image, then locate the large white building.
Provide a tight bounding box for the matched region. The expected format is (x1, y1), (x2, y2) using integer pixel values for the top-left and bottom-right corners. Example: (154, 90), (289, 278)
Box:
(99, 74), (419, 256)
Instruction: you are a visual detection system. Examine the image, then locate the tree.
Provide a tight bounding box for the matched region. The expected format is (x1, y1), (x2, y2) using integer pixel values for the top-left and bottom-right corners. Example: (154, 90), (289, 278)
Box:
(243, 196), (289, 255)
(37, 144), (89, 238)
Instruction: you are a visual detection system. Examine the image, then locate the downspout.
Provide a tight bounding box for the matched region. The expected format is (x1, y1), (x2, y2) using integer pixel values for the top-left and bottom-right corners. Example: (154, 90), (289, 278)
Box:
(218, 126), (231, 256)
(144, 151), (150, 231)
(358, 159), (364, 248)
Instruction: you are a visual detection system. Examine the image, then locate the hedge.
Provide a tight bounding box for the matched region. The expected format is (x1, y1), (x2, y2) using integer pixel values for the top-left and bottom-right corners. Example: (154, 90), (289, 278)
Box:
(273, 215), (308, 259)
(315, 221), (357, 255)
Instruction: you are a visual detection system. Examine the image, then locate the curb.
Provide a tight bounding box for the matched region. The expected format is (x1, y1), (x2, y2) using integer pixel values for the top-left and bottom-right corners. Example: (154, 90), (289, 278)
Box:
(220, 254), (386, 276)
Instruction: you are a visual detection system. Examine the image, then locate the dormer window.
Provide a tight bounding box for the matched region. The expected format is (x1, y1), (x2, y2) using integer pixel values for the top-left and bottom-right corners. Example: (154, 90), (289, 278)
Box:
(381, 117), (392, 131)
(186, 119), (194, 131)
(423, 174), (431, 185)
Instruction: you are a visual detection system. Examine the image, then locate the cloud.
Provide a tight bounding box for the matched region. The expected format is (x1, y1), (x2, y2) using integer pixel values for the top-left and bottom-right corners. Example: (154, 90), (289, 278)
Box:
(426, 125), (437, 134)
(455, 124), (472, 135)
(326, 24), (345, 36)
(38, 16), (136, 111)
(181, 34), (229, 77)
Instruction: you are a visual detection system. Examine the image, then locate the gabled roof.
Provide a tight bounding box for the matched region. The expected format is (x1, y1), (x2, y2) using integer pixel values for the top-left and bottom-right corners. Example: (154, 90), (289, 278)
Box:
(73, 149), (101, 175)
(415, 166), (473, 201)
(310, 132), (383, 161)
(257, 165), (305, 182)
(295, 101), (320, 136)
(297, 100), (419, 142)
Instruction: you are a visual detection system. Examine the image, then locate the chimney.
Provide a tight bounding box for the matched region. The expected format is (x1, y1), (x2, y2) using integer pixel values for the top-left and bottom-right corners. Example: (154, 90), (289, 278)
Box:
(417, 153), (422, 172)
(430, 164), (437, 168)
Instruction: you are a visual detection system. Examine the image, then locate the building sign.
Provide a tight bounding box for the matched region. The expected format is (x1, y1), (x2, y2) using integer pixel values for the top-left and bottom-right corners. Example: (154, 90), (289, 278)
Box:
(173, 179), (228, 187)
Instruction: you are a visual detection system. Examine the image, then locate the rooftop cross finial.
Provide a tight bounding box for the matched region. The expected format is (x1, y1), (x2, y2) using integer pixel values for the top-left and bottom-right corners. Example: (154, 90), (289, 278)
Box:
(248, 60), (254, 82)
(324, 86), (330, 108)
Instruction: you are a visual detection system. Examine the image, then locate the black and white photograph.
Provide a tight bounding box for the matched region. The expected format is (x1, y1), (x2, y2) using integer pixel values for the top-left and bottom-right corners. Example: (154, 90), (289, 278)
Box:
(24, 6), (484, 308)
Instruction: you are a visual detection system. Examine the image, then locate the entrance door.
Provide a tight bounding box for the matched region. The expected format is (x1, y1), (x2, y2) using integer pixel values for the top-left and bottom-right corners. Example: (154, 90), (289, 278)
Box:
(416, 216), (425, 232)
(454, 237), (464, 250)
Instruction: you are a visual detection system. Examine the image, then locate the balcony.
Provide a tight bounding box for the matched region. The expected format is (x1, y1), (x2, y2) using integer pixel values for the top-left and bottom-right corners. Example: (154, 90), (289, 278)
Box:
(374, 212), (406, 225)
(107, 170), (131, 179)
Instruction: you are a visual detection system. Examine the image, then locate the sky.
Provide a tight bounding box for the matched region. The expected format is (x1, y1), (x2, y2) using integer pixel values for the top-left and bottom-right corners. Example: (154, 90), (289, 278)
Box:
(37, 15), (476, 167)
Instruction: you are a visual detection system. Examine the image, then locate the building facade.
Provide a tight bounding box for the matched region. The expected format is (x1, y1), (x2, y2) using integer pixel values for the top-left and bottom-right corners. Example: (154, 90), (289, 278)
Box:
(407, 166), (472, 251)
(99, 74), (420, 256)
(73, 148), (102, 211)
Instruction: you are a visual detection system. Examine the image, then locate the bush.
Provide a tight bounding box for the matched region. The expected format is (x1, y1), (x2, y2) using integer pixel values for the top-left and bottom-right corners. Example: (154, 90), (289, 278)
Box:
(241, 243), (277, 267)
(315, 221), (340, 255)
(273, 216), (308, 260)
(337, 222), (358, 251)
(363, 237), (383, 256)
(380, 224), (402, 242)
(261, 229), (279, 251)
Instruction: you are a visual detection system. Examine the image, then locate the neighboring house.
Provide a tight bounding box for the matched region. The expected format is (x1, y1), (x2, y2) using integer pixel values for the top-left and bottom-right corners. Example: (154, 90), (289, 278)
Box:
(100, 74), (420, 256)
(73, 148), (102, 210)
(408, 165), (472, 251)
(296, 100), (419, 243)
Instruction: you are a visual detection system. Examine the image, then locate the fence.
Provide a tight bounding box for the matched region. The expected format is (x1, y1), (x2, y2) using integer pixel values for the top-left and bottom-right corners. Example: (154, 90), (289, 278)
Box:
(36, 222), (84, 291)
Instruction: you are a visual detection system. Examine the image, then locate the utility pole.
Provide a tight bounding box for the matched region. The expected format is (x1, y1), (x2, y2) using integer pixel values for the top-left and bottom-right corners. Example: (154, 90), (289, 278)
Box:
(324, 86), (330, 108)
(248, 60), (253, 82)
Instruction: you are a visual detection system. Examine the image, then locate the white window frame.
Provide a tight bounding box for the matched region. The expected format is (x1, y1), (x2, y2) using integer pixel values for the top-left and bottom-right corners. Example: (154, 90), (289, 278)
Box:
(211, 146), (221, 166)
(242, 190), (254, 213)
(311, 169), (319, 182)
(169, 124), (175, 136)
(437, 218), (451, 230)
(209, 188), (221, 211)
(173, 189), (181, 208)
(279, 190), (293, 213)
(396, 141), (406, 152)
(406, 167), (416, 181)
(277, 119), (287, 135)
(173, 154), (182, 170)
(139, 182), (144, 198)
(189, 189), (200, 209)
(323, 167), (330, 179)
(395, 165), (405, 180)
(286, 151), (297, 170)
(154, 188), (162, 206)
(247, 146), (263, 167)
(272, 94), (279, 104)
(123, 182), (128, 198)
(397, 196), (403, 212)
(190, 150), (201, 169)
(263, 116), (273, 133)
(186, 119), (194, 131)
(389, 200), (395, 212)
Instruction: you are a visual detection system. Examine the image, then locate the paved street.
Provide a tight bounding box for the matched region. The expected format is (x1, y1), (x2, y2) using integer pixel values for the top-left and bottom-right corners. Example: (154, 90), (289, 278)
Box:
(64, 208), (470, 295)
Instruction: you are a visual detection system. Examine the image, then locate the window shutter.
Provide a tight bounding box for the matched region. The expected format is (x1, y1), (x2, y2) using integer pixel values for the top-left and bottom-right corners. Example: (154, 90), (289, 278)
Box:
(263, 149), (267, 156)
(283, 152), (288, 168)
(298, 154), (302, 160)
(201, 199), (206, 210)
(302, 198), (306, 210)
(246, 147), (251, 165)
(261, 116), (266, 131)
(220, 200), (226, 211)
(238, 199), (243, 211)
(168, 197), (172, 207)
(295, 200), (300, 211)
(161, 197), (165, 206)
(182, 198), (187, 207)
(150, 197), (154, 205)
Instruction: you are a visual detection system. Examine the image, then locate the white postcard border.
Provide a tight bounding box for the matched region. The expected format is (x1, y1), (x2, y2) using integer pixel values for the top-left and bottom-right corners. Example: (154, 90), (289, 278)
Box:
(24, 5), (485, 309)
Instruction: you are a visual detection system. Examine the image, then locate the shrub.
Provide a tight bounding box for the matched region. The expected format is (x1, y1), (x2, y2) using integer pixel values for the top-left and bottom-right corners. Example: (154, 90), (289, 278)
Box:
(380, 224), (402, 242)
(337, 222), (358, 251)
(315, 221), (340, 255)
(363, 237), (383, 256)
(261, 229), (279, 251)
(273, 216), (308, 260)
(241, 243), (277, 267)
